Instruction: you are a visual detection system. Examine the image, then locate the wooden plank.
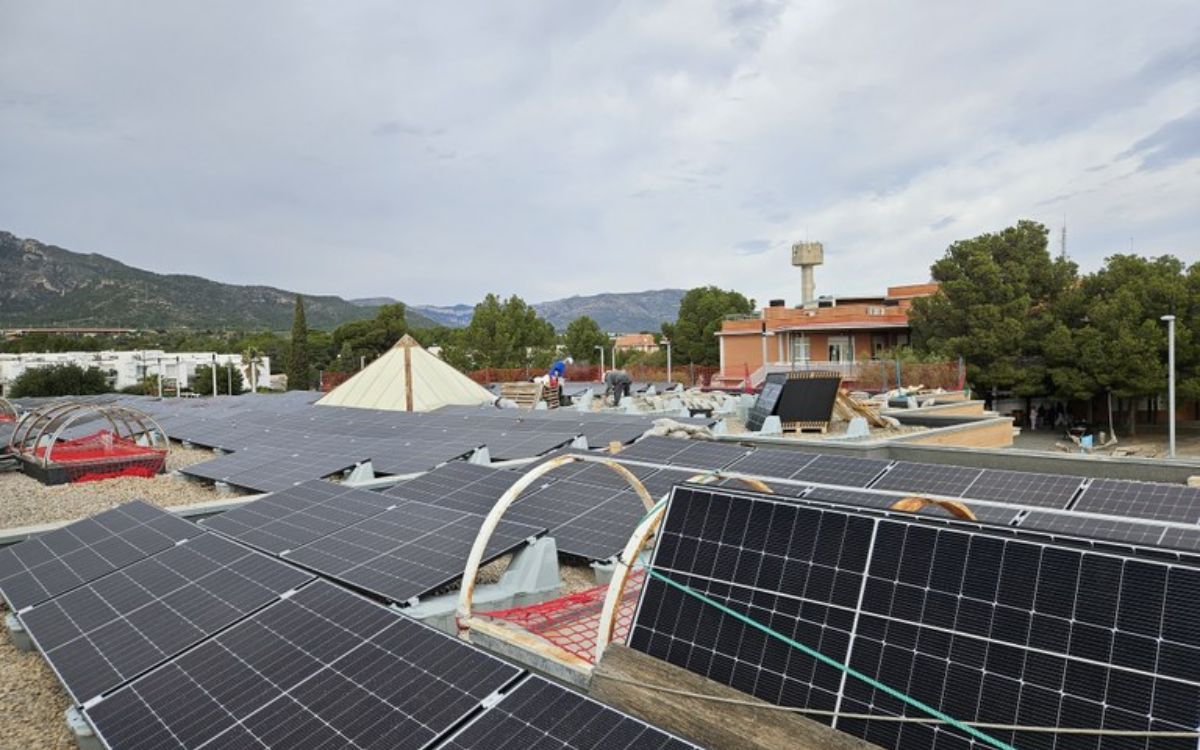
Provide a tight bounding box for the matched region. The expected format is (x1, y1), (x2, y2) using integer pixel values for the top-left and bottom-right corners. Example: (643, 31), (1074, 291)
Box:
(589, 644), (873, 750)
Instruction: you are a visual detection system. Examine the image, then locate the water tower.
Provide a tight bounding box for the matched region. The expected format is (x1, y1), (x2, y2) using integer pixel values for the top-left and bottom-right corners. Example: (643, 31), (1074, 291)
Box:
(791, 241), (824, 307)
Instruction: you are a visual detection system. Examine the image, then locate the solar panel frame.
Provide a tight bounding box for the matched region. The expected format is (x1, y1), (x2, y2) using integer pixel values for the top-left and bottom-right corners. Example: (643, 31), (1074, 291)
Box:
(83, 579), (524, 750)
(608, 436), (691, 464)
(19, 532), (314, 705)
(629, 485), (1200, 750)
(217, 452), (365, 493)
(281, 500), (546, 603)
(1073, 478), (1200, 523)
(0, 502), (204, 611)
(201, 480), (398, 554)
(441, 674), (701, 749)
(790, 454), (892, 488)
(869, 461), (985, 497)
(723, 448), (820, 480)
(959, 468), (1085, 509)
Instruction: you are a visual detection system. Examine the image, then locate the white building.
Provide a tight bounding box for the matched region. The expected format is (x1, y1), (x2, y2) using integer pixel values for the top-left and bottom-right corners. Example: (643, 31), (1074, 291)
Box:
(0, 350), (270, 396)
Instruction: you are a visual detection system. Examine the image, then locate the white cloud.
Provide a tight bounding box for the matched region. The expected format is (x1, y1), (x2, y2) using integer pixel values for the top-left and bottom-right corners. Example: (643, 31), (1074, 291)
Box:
(1, 0), (1197, 308)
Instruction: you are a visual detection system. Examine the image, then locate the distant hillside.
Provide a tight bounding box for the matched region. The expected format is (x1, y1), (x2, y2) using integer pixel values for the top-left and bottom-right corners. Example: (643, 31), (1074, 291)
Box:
(348, 296), (397, 307)
(414, 290), (685, 332)
(534, 289), (686, 332)
(0, 231), (434, 330)
(408, 303), (475, 328)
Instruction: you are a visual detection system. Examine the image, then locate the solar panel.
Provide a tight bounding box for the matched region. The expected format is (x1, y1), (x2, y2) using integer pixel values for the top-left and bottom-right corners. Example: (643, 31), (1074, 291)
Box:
(509, 480), (661, 560)
(219, 452), (366, 493)
(19, 533), (313, 704)
(724, 448), (819, 480)
(610, 436), (690, 464)
(0, 502), (203, 611)
(442, 675), (700, 749)
(960, 468), (1084, 509)
(795, 486), (1022, 526)
(384, 460), (665, 561)
(630, 486), (1200, 750)
(178, 446), (293, 483)
(281, 500), (545, 603)
(1018, 512), (1171, 548)
(791, 454), (891, 487)
(384, 461), (521, 509)
(201, 480), (397, 554)
(870, 461), (984, 497)
(1073, 478), (1200, 523)
(640, 468), (704, 500)
(526, 451), (662, 491)
(481, 430), (579, 459)
(369, 439), (480, 476)
(83, 580), (523, 750)
(657, 441), (753, 470)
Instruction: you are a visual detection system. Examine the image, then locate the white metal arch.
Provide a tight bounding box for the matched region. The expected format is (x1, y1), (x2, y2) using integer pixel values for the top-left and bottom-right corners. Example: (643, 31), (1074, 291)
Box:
(455, 454), (655, 634)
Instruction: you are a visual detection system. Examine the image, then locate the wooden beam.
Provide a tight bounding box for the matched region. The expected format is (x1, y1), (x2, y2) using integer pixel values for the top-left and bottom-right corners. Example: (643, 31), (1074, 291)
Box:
(404, 345), (414, 412)
(590, 645), (874, 750)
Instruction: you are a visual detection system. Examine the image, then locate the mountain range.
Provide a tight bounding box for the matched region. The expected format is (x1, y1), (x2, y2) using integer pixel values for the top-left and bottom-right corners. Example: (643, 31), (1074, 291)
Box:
(0, 231), (684, 332)
(404, 289), (686, 332)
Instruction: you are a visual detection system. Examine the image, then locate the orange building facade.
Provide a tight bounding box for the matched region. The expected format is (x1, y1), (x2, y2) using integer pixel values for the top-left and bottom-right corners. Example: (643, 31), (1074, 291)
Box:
(614, 333), (658, 353)
(717, 283), (939, 381)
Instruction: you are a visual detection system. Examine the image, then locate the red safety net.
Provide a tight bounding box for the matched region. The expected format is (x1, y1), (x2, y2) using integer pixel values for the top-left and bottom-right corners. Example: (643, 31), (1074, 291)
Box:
(478, 569), (645, 664)
(33, 430), (167, 483)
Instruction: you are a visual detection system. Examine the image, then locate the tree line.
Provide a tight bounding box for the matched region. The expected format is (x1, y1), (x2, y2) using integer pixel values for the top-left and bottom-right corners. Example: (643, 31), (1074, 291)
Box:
(910, 220), (1197, 432)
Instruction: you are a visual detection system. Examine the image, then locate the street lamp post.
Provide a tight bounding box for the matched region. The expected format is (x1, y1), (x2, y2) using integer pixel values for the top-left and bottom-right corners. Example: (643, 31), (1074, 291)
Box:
(661, 338), (672, 384)
(211, 353), (217, 398)
(1161, 314), (1176, 458)
(594, 346), (605, 378)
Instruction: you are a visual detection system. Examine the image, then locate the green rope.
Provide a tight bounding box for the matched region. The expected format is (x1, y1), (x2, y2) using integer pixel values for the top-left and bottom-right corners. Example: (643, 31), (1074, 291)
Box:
(645, 567), (1017, 750)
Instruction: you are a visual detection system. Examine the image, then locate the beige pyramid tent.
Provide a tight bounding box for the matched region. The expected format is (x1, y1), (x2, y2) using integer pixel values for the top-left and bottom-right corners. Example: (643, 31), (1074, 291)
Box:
(316, 334), (494, 411)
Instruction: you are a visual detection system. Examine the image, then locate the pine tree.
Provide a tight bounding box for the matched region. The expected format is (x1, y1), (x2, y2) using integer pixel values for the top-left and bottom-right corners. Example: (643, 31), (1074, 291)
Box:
(288, 295), (310, 390)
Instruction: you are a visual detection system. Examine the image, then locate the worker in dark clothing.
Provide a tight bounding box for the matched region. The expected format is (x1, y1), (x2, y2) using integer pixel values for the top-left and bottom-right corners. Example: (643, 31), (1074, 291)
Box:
(605, 369), (633, 406)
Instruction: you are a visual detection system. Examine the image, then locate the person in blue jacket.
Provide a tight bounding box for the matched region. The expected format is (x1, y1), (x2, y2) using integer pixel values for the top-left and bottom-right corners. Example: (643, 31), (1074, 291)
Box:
(548, 356), (573, 380)
(547, 356), (573, 404)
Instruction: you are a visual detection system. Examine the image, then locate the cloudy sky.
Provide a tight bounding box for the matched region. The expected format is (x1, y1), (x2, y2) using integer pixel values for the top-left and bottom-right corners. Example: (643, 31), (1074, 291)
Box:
(2, 1), (1197, 307)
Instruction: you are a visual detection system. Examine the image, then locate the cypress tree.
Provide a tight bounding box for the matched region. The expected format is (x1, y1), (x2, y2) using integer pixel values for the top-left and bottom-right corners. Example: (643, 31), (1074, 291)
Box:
(288, 295), (310, 390)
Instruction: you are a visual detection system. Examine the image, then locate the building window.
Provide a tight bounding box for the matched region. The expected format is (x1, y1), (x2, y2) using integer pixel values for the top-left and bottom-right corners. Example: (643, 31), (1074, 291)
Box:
(828, 336), (852, 363)
(791, 334), (810, 363)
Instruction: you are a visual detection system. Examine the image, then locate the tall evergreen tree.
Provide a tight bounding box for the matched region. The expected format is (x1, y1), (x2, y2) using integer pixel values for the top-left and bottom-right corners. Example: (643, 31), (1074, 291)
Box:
(287, 295), (310, 390)
(662, 286), (754, 365)
(909, 220), (1077, 398)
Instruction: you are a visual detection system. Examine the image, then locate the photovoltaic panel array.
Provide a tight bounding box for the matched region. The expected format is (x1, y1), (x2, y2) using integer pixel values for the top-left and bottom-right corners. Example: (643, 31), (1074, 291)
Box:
(385, 461), (523, 507)
(1073, 478), (1200, 523)
(368, 438), (483, 476)
(959, 468), (1084, 509)
(612, 436), (748, 469)
(200, 480), (397, 554)
(629, 486), (1200, 750)
(791, 454), (891, 488)
(220, 452), (366, 493)
(870, 461), (984, 497)
(177, 446), (295, 483)
(441, 675), (700, 750)
(281, 500), (545, 604)
(84, 580), (524, 750)
(724, 447), (819, 480)
(608, 436), (694, 464)
(0, 501), (203, 611)
(1017, 512), (1177, 549)
(19, 533), (313, 704)
(387, 460), (694, 560)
